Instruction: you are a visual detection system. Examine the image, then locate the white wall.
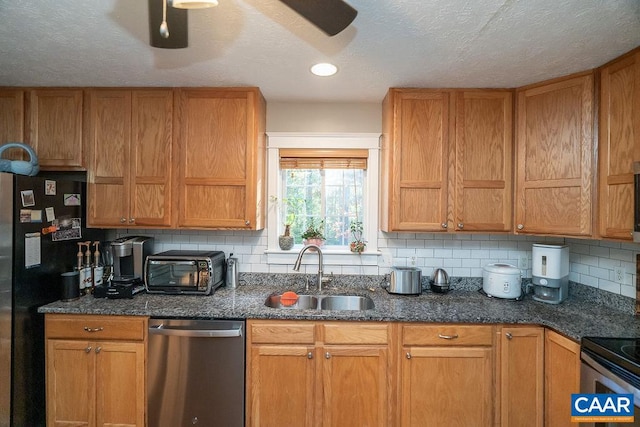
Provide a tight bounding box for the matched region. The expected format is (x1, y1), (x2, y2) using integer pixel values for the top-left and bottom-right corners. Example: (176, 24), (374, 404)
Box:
(267, 102), (381, 133)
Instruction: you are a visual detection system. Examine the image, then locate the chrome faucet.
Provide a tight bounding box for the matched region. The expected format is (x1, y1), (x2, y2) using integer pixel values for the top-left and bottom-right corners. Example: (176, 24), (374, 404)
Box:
(292, 244), (328, 291)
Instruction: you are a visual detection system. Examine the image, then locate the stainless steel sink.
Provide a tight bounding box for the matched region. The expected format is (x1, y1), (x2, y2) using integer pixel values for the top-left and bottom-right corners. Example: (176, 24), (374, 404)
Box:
(264, 294), (374, 311)
(320, 295), (375, 311)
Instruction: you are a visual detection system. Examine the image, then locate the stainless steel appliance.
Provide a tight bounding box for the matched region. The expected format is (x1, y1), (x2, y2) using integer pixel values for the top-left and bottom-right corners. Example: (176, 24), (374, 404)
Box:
(581, 337), (640, 426)
(634, 161), (640, 243)
(147, 319), (245, 427)
(0, 171), (105, 427)
(109, 236), (154, 281)
(430, 268), (450, 293)
(145, 250), (225, 295)
(385, 266), (422, 295)
(532, 243), (569, 304)
(482, 263), (522, 299)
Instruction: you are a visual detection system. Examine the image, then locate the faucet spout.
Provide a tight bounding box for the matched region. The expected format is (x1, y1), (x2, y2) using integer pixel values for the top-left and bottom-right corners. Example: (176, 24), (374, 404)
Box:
(292, 244), (324, 291)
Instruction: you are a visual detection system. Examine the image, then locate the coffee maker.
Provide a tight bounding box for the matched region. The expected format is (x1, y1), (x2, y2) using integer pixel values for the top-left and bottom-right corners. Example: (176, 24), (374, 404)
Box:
(108, 236), (154, 284)
(532, 243), (569, 304)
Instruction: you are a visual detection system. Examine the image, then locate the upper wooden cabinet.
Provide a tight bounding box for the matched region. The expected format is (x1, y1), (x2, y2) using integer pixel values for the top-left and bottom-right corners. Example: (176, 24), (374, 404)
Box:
(87, 89), (173, 228)
(454, 90), (513, 232)
(0, 89), (25, 160)
(27, 89), (84, 170)
(515, 73), (595, 236)
(174, 88), (266, 229)
(598, 49), (640, 240)
(381, 88), (513, 232)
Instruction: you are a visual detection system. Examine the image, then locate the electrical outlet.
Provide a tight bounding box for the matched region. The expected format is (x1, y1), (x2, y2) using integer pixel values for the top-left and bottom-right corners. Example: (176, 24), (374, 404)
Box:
(410, 256), (417, 266)
(614, 266), (625, 284)
(518, 255), (528, 270)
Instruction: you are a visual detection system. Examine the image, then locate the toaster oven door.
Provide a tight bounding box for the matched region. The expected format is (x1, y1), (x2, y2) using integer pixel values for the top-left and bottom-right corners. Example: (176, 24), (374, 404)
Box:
(146, 260), (201, 293)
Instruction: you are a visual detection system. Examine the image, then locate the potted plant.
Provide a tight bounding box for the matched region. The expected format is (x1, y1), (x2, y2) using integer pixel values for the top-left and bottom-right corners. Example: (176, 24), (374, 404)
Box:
(301, 218), (325, 247)
(349, 220), (367, 253)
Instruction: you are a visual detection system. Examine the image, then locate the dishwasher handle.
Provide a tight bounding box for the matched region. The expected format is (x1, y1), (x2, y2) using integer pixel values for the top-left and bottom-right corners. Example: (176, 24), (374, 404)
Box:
(149, 323), (243, 338)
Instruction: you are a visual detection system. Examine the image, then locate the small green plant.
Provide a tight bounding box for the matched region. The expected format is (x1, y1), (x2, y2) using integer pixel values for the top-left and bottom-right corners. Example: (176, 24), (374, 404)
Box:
(349, 220), (366, 253)
(301, 218), (325, 241)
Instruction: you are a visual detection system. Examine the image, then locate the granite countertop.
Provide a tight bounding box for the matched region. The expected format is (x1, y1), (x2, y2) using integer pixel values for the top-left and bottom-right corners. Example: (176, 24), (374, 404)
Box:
(39, 274), (640, 341)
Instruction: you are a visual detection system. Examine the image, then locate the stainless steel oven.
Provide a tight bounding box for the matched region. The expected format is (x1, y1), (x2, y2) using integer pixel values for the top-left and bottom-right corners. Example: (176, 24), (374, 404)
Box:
(581, 337), (640, 426)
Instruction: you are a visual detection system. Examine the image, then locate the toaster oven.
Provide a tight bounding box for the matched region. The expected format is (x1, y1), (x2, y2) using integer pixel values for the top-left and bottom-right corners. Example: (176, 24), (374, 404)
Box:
(144, 250), (225, 295)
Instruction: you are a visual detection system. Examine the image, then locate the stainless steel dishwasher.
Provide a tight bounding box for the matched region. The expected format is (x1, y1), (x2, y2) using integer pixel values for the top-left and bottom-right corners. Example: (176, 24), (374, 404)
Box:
(147, 319), (245, 427)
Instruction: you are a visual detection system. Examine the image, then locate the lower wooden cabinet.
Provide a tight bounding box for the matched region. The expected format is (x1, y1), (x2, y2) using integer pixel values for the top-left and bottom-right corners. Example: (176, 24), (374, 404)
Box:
(45, 314), (147, 427)
(498, 326), (545, 427)
(400, 324), (495, 427)
(246, 320), (393, 427)
(545, 330), (581, 427)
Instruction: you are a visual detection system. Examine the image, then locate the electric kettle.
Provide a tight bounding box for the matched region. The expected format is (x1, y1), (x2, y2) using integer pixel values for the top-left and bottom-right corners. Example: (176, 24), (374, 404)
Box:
(0, 142), (39, 176)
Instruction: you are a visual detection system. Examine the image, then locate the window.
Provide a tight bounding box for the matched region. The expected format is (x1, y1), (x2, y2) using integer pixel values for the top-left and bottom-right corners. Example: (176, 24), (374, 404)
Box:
(266, 133), (380, 265)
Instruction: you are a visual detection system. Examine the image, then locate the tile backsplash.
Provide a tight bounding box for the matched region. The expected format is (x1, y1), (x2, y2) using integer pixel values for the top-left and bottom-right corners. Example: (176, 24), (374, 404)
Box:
(115, 230), (639, 299)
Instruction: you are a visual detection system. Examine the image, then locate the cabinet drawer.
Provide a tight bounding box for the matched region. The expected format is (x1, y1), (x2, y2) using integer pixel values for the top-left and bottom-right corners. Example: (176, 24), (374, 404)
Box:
(45, 314), (147, 341)
(323, 322), (389, 345)
(250, 321), (315, 344)
(402, 324), (494, 346)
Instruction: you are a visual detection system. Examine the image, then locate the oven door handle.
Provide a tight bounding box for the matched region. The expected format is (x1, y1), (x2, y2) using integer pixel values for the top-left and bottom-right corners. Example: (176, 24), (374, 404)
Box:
(149, 324), (243, 338)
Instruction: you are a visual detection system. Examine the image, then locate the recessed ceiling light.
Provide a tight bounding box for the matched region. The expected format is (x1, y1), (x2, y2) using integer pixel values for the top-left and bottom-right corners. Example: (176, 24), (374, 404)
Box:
(310, 63), (338, 77)
(172, 0), (218, 9)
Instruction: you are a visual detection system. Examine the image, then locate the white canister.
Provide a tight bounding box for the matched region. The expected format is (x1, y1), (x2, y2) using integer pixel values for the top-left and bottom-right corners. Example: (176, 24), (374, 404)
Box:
(482, 263), (522, 299)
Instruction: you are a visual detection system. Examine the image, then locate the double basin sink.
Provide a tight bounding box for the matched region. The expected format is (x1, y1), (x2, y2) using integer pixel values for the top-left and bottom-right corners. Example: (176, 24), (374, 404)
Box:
(265, 294), (375, 311)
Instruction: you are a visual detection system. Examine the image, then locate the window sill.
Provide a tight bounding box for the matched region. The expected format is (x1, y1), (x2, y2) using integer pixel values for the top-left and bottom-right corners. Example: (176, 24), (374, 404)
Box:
(265, 247), (381, 266)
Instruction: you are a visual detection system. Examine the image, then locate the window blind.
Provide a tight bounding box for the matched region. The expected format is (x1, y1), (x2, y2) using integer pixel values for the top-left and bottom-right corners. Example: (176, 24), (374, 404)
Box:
(279, 148), (368, 170)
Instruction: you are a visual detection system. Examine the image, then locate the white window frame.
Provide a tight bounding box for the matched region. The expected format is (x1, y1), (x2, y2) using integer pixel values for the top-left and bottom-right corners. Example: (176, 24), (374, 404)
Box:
(266, 132), (381, 267)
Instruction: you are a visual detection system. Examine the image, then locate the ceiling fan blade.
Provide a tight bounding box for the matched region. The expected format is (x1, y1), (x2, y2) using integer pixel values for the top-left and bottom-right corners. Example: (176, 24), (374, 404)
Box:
(278, 0), (357, 36)
(148, 0), (189, 49)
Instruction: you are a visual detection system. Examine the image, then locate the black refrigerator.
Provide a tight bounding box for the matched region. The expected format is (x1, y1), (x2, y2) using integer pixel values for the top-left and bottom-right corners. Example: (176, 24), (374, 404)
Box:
(0, 171), (105, 427)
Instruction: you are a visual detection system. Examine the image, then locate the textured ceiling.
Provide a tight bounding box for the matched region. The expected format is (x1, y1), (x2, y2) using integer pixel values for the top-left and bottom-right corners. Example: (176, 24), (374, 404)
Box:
(1, 0), (639, 102)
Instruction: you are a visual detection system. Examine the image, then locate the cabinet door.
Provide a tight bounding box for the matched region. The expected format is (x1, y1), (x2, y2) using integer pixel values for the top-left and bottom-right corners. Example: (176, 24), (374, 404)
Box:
(174, 88), (266, 229)
(381, 89), (451, 232)
(515, 73), (594, 236)
(28, 89), (84, 169)
(454, 90), (513, 232)
(87, 90), (131, 227)
(95, 341), (145, 427)
(545, 331), (580, 427)
(599, 52), (640, 240)
(248, 345), (315, 427)
(130, 90), (173, 227)
(321, 346), (389, 427)
(401, 346), (493, 427)
(46, 339), (95, 427)
(499, 326), (544, 427)
(0, 89), (25, 160)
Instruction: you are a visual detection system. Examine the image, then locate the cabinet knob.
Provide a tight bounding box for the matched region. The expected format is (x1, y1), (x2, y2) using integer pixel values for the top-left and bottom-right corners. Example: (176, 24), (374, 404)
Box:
(95, 346), (102, 354)
(325, 352), (331, 359)
(506, 332), (513, 340)
(120, 217), (126, 223)
(245, 220), (250, 226)
(85, 346), (92, 353)
(307, 352), (313, 359)
(517, 224), (524, 230)
(441, 223), (448, 229)
(438, 333), (459, 340)
(457, 223), (464, 229)
(129, 218), (135, 224)
(406, 352), (411, 359)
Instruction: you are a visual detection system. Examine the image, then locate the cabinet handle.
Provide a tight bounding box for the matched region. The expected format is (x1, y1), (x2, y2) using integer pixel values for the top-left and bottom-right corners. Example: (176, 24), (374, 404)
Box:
(517, 224), (524, 230)
(120, 217), (126, 223)
(85, 346), (92, 353)
(438, 333), (459, 340)
(307, 352), (313, 359)
(325, 352), (331, 359)
(457, 223), (464, 229)
(84, 326), (104, 333)
(129, 218), (135, 224)
(406, 352), (411, 359)
(245, 220), (250, 226)
(95, 346), (102, 354)
(441, 223), (448, 229)
(506, 332), (513, 340)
